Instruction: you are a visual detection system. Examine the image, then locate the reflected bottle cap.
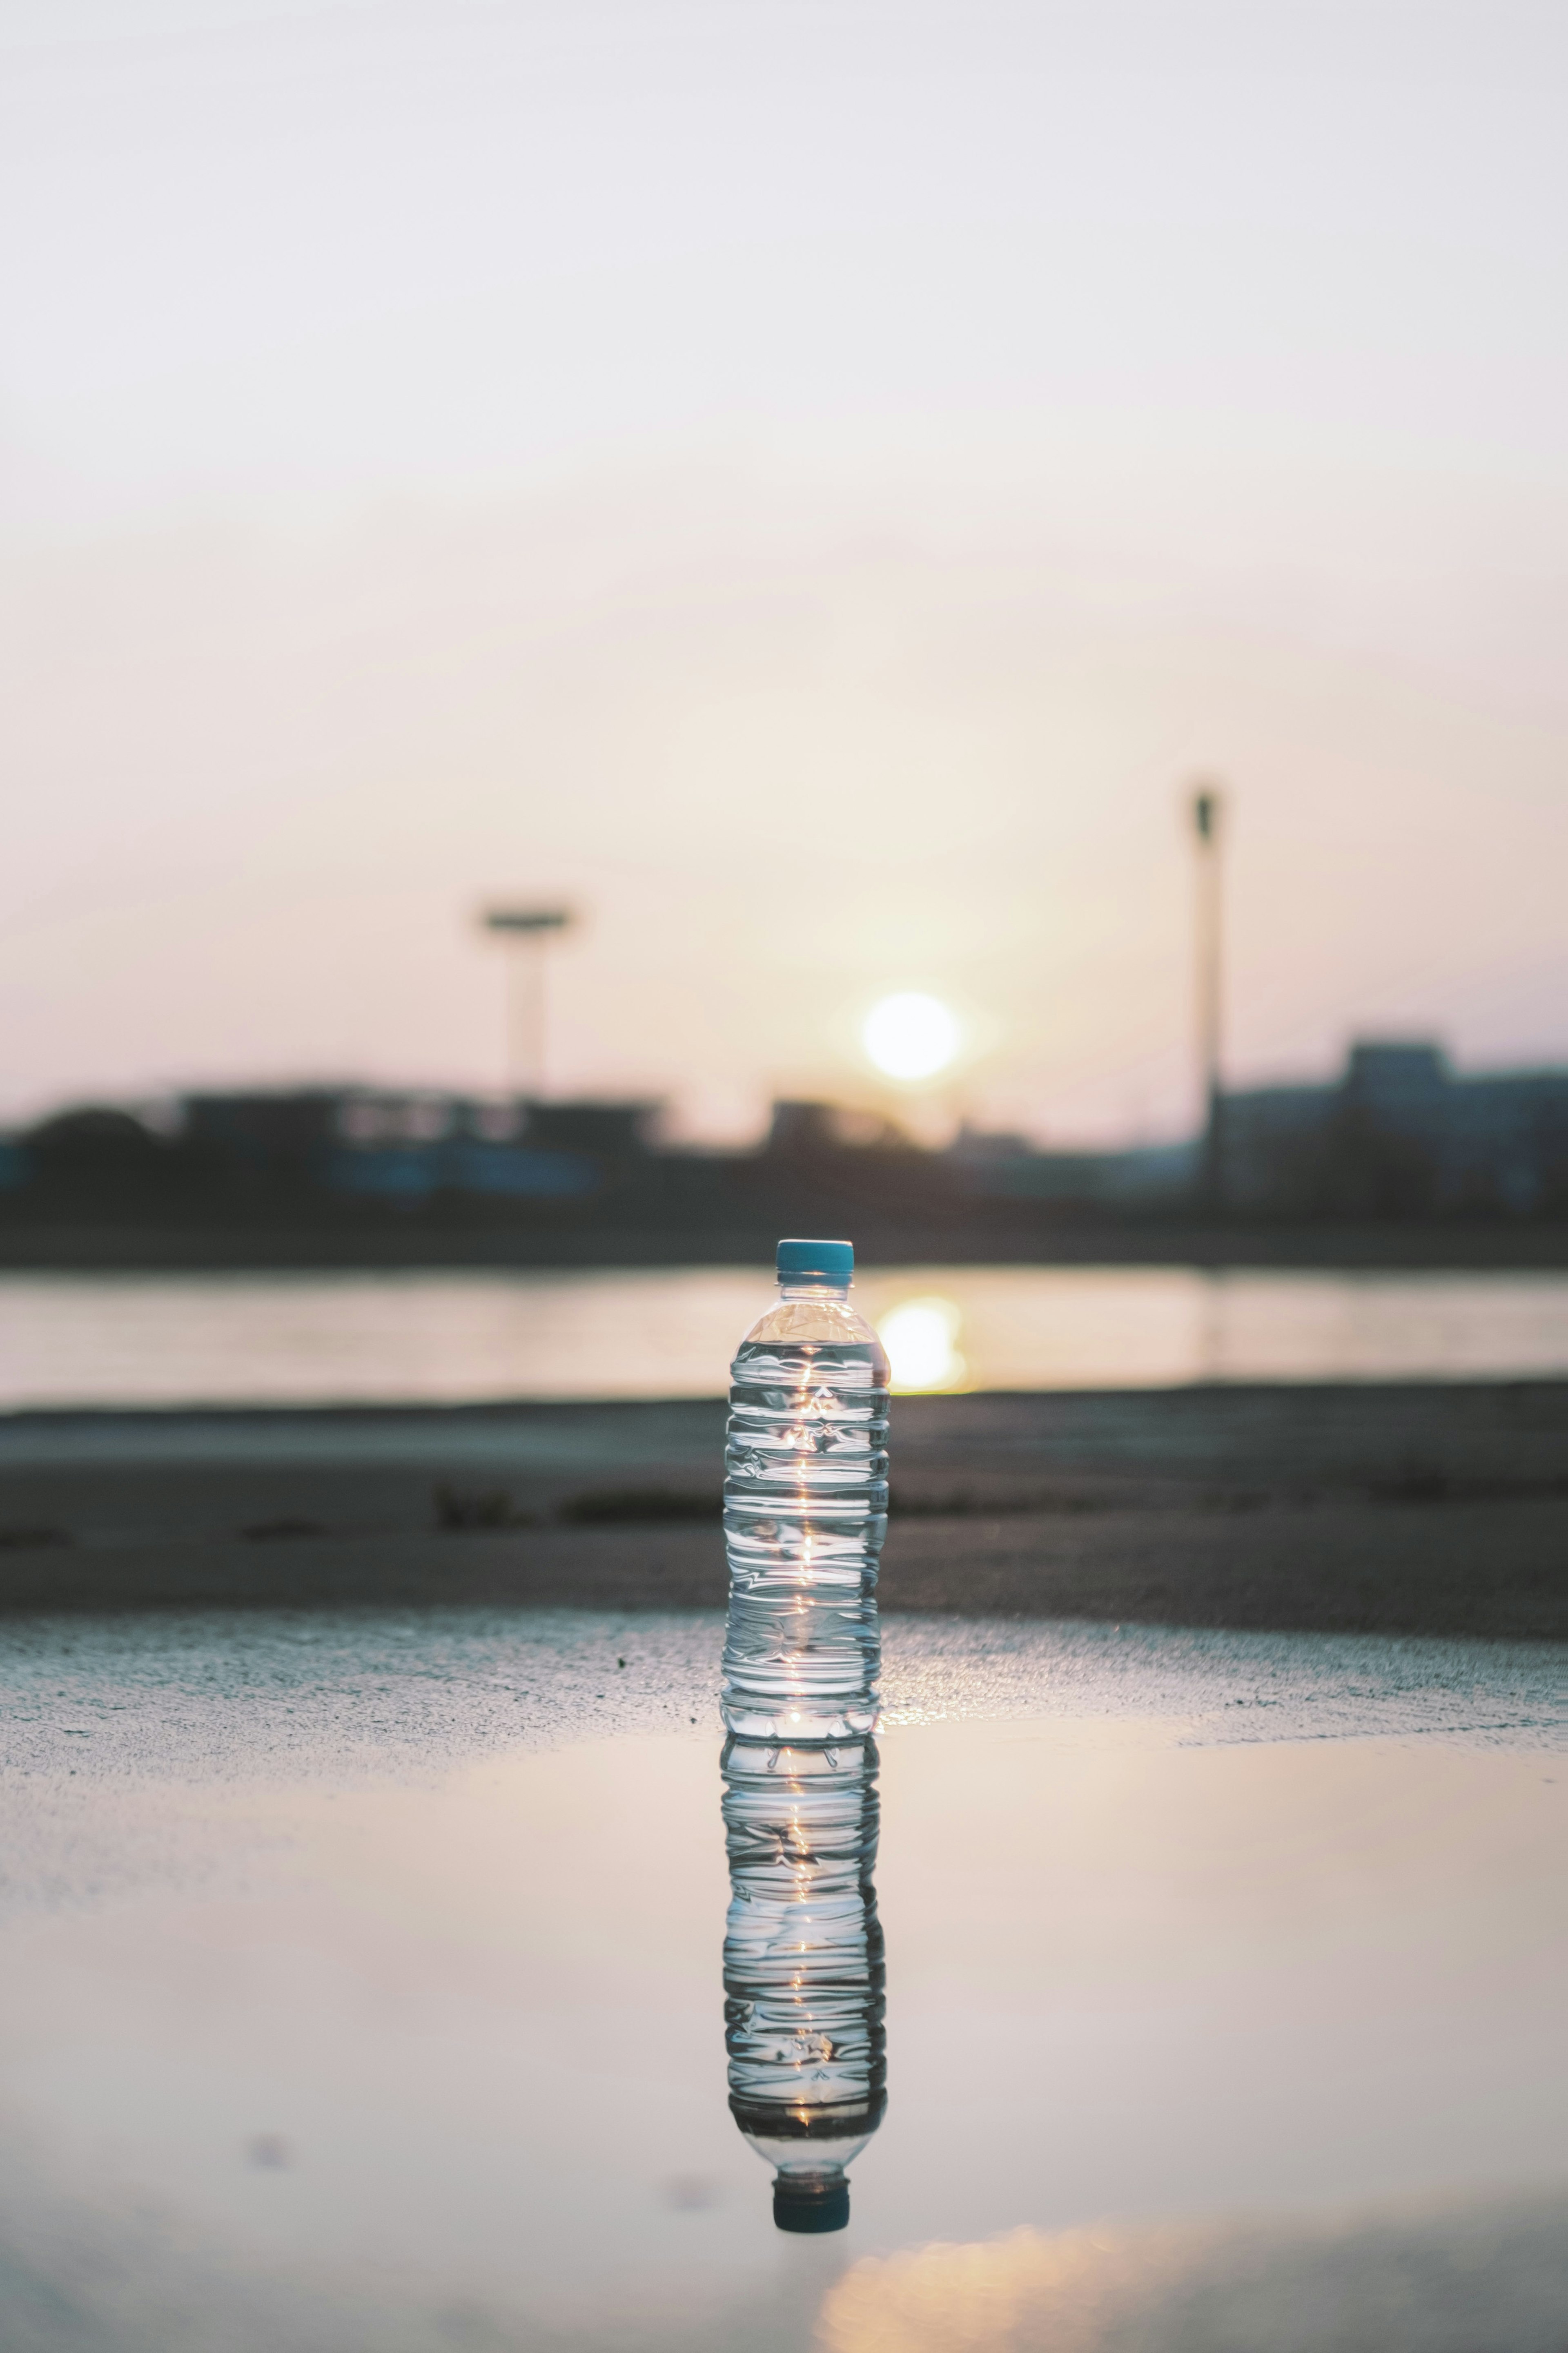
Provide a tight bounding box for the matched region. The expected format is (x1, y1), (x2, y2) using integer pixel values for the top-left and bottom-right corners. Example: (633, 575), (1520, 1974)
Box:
(776, 1238), (854, 1284)
(773, 2175), (851, 2234)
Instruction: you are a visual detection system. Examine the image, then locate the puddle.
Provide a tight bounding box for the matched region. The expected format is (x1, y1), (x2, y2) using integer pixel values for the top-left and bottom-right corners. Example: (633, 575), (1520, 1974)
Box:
(0, 1614), (1564, 2349)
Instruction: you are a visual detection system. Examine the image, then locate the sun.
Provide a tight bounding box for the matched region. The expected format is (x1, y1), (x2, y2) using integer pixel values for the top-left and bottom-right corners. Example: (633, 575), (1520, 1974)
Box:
(862, 992), (961, 1082)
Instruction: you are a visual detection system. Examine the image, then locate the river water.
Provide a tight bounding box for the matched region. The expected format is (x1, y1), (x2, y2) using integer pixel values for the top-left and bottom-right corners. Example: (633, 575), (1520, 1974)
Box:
(2, 1265), (1567, 1409)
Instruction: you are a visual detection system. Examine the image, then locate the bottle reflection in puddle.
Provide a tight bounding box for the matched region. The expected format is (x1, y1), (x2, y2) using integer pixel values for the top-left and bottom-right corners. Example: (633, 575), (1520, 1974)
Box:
(722, 1730), (886, 2235)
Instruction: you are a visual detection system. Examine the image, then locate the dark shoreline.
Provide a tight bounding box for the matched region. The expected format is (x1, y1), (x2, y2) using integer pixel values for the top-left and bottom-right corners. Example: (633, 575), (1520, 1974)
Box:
(1, 1382), (1564, 1642)
(4, 1222), (1568, 1270)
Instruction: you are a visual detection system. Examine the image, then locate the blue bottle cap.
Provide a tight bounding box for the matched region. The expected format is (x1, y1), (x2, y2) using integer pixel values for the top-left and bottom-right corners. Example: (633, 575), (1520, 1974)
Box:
(776, 1237), (854, 1283)
(773, 2176), (851, 2233)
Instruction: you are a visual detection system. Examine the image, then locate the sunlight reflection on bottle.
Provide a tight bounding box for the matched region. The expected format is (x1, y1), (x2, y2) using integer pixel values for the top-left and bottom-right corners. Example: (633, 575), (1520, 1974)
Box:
(877, 1296), (967, 1392)
(721, 1730), (886, 2235)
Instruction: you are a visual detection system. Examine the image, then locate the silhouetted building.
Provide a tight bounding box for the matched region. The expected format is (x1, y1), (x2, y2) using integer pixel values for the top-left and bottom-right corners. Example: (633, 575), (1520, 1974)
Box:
(520, 1102), (657, 1159)
(184, 1090), (348, 1156)
(174, 1089), (657, 1207)
(946, 1124), (1196, 1207)
(3, 1044), (1566, 1251)
(766, 1101), (911, 1157)
(1225, 1042), (1568, 1217)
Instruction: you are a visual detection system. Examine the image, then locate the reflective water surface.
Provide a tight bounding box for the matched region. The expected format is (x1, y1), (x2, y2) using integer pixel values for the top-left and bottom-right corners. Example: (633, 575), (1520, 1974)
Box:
(4, 1263), (1568, 1406)
(0, 1611), (1564, 2350)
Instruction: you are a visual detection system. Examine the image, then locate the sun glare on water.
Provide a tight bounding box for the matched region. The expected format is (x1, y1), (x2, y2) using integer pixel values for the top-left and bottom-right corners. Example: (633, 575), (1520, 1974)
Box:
(862, 993), (960, 1082)
(878, 1297), (967, 1392)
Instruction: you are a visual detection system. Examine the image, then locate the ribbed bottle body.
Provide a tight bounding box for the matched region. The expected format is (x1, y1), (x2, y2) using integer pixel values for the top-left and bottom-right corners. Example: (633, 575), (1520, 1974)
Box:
(721, 1296), (889, 1743)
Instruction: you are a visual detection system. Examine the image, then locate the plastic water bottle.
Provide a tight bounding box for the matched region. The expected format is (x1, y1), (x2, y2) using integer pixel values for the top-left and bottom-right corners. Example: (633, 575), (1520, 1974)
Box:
(721, 1238), (890, 1744)
(722, 1731), (886, 2234)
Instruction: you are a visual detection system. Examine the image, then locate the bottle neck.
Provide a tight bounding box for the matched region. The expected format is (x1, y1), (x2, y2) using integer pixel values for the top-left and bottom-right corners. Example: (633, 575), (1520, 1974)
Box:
(778, 1280), (851, 1302)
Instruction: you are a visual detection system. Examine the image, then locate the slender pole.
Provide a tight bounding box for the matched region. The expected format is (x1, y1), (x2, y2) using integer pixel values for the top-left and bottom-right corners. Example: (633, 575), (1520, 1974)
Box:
(481, 907), (570, 1102)
(1191, 784), (1225, 1211)
(531, 936), (548, 1101)
(506, 939), (548, 1099)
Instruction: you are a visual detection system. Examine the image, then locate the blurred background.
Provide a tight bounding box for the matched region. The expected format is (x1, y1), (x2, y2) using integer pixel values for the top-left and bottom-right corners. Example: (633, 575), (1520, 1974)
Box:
(5, 28), (1566, 2345)
(4, 0), (1568, 1392)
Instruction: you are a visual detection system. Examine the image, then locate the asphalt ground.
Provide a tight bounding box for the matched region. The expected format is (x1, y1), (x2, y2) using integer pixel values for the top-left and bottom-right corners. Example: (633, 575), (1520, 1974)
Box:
(0, 1382), (1563, 1638)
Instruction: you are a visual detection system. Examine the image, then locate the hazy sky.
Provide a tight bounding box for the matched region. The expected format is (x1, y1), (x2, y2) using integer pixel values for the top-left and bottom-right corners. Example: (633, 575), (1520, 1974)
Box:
(4, 0), (1566, 1141)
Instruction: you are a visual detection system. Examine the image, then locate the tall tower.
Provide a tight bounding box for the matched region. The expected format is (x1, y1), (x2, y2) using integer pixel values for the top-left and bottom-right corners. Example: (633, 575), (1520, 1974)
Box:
(1190, 783), (1226, 1211)
(479, 906), (572, 1099)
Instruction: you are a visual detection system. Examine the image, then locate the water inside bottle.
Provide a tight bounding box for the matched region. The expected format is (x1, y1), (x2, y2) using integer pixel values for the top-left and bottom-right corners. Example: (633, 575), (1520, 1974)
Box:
(721, 1280), (889, 1744)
